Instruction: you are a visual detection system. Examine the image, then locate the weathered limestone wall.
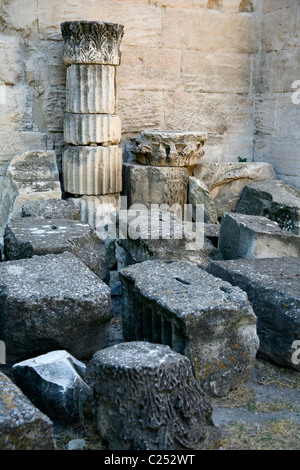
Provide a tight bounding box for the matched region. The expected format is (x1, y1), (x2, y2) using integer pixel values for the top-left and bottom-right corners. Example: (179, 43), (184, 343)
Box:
(0, 0), (260, 200)
(0, 0), (298, 204)
(253, 0), (300, 189)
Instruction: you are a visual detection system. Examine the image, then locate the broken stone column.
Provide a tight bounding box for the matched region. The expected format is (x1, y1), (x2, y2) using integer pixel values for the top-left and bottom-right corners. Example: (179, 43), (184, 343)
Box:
(92, 341), (222, 450)
(119, 260), (259, 397)
(61, 20), (124, 229)
(122, 131), (207, 214)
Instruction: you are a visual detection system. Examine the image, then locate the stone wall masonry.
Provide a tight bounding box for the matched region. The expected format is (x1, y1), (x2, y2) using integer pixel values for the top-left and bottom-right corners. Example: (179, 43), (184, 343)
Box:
(253, 1), (300, 189)
(0, 0), (298, 229)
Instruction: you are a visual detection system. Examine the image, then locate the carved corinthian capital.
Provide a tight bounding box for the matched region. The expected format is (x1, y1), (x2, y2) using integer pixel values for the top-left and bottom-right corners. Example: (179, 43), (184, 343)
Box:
(61, 21), (124, 65)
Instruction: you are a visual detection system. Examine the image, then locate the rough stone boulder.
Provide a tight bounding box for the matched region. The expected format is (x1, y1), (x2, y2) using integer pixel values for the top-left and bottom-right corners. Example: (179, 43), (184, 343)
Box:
(192, 162), (277, 217)
(119, 260), (259, 397)
(0, 150), (62, 236)
(206, 257), (300, 371)
(133, 130), (207, 167)
(188, 176), (219, 224)
(21, 198), (80, 220)
(13, 350), (91, 424)
(0, 371), (56, 450)
(236, 179), (300, 235)
(116, 209), (221, 269)
(4, 217), (109, 280)
(0, 252), (112, 364)
(218, 212), (300, 260)
(92, 342), (222, 450)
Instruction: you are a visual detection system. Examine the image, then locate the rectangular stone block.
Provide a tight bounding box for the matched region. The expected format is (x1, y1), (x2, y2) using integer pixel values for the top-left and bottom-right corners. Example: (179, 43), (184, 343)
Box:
(122, 162), (189, 210)
(218, 212), (300, 259)
(236, 179), (300, 234)
(63, 145), (122, 195)
(119, 259), (259, 397)
(207, 257), (300, 370)
(0, 252), (112, 363)
(63, 113), (121, 145)
(66, 64), (116, 114)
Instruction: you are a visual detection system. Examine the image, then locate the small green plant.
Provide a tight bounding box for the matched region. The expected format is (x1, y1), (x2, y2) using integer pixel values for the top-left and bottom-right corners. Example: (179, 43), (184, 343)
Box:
(237, 156), (247, 162)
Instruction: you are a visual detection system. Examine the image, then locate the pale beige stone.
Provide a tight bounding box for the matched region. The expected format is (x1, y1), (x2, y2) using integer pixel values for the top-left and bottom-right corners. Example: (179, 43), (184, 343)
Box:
(63, 113), (121, 145)
(63, 145), (122, 196)
(66, 65), (116, 114)
(193, 162), (277, 216)
(133, 131), (207, 167)
(61, 21), (124, 66)
(0, 150), (62, 236)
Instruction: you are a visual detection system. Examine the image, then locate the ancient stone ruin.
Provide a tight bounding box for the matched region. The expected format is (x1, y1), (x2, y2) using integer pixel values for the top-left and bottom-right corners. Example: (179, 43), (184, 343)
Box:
(0, 5), (300, 452)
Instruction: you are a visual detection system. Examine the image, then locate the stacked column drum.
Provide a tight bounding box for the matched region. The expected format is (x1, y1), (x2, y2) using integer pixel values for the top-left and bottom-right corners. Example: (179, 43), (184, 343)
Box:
(61, 21), (124, 227)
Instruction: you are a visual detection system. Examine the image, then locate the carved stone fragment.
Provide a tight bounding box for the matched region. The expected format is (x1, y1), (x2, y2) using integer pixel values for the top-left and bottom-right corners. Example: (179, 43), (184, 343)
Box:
(92, 341), (222, 450)
(61, 21), (124, 66)
(122, 162), (189, 210)
(119, 260), (259, 397)
(133, 131), (207, 167)
(63, 145), (122, 195)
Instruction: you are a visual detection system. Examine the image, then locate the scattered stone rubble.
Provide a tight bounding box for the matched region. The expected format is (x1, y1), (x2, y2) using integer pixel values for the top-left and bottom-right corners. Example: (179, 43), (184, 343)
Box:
(0, 18), (299, 451)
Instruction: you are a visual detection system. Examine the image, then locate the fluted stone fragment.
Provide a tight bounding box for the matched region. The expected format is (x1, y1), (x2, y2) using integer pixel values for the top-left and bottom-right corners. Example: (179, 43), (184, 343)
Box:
(61, 21), (124, 66)
(66, 65), (116, 114)
(64, 113), (121, 145)
(63, 145), (122, 195)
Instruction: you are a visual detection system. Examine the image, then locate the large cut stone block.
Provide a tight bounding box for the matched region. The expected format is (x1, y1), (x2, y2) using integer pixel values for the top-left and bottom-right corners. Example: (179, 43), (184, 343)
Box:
(63, 145), (122, 196)
(122, 162), (189, 210)
(92, 342), (222, 450)
(206, 257), (300, 371)
(0, 371), (56, 450)
(61, 21), (124, 66)
(117, 209), (221, 269)
(21, 198), (80, 220)
(192, 162), (277, 216)
(4, 217), (109, 280)
(133, 130), (207, 167)
(64, 113), (121, 145)
(119, 260), (259, 397)
(0, 150), (62, 236)
(218, 212), (300, 260)
(0, 252), (112, 364)
(236, 180), (300, 235)
(66, 64), (116, 114)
